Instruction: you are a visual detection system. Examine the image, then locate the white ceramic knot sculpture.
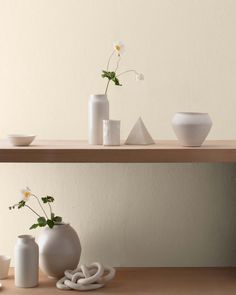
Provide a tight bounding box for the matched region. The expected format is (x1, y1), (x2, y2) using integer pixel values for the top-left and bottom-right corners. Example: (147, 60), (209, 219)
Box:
(56, 262), (116, 291)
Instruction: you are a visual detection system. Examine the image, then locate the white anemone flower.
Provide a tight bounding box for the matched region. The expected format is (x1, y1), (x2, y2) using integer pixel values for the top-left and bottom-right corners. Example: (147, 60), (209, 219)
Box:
(113, 41), (125, 55)
(136, 73), (144, 81)
(21, 187), (32, 202)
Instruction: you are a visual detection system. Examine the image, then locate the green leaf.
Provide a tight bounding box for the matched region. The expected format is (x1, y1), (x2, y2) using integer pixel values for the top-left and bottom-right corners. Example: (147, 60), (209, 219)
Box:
(101, 71), (116, 80)
(46, 196), (54, 203)
(37, 217), (47, 227)
(54, 216), (62, 223)
(112, 77), (122, 86)
(51, 212), (55, 219)
(18, 201), (25, 209)
(101, 70), (122, 87)
(109, 72), (116, 79)
(47, 219), (54, 229)
(42, 196), (54, 203)
(101, 70), (108, 78)
(30, 224), (39, 230)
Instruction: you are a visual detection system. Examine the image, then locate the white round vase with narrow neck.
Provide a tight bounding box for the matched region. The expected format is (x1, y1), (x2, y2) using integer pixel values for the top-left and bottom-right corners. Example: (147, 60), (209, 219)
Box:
(14, 235), (39, 288)
(88, 94), (109, 145)
(37, 224), (81, 278)
(172, 112), (212, 147)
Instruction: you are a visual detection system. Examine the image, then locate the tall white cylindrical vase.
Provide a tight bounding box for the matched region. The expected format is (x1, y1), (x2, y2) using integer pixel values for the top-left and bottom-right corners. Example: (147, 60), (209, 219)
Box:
(14, 235), (39, 288)
(88, 94), (109, 145)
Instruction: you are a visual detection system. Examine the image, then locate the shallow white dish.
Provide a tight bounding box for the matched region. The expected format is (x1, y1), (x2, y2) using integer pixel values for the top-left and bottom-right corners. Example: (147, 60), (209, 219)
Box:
(7, 134), (36, 146)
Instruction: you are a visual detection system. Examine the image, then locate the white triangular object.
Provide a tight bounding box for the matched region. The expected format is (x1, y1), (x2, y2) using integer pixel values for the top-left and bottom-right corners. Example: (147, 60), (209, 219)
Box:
(125, 117), (155, 145)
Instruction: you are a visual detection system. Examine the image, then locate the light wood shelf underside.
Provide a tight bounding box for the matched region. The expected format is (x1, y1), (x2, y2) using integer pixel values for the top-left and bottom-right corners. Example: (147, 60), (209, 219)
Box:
(0, 140), (236, 163)
(3, 268), (236, 294)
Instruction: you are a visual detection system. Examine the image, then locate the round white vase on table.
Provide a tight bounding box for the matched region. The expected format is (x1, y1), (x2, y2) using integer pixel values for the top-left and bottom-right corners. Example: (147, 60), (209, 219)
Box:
(172, 112), (212, 147)
(88, 94), (109, 145)
(14, 235), (39, 288)
(37, 224), (81, 279)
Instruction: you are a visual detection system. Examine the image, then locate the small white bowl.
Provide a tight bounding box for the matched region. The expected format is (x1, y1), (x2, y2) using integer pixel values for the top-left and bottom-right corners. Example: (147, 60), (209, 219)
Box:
(7, 134), (36, 146)
(172, 112), (212, 147)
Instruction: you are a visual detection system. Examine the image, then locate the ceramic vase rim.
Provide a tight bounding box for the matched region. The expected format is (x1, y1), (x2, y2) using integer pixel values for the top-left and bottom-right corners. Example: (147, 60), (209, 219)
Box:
(175, 112), (209, 115)
(90, 94), (107, 97)
(103, 119), (120, 123)
(47, 223), (70, 228)
(17, 235), (34, 240)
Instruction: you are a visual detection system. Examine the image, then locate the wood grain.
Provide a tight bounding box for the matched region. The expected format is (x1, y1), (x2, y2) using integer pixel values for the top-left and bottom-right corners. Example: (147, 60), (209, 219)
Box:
(2, 268), (236, 294)
(0, 140), (236, 163)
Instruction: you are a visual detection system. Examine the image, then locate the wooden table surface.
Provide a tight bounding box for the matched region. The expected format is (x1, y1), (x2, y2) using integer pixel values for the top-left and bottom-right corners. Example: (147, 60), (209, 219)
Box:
(2, 267), (236, 294)
(0, 140), (236, 162)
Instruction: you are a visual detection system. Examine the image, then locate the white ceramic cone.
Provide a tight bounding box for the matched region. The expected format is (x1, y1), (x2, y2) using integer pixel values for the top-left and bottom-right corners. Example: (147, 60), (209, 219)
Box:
(125, 117), (155, 145)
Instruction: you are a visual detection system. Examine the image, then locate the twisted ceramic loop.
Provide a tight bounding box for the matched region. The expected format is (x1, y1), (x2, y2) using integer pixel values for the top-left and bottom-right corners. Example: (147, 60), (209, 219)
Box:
(56, 262), (116, 291)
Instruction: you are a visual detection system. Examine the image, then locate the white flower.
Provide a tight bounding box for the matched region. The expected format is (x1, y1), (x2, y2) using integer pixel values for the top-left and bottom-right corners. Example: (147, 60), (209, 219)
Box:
(136, 73), (144, 81)
(21, 187), (32, 202)
(113, 41), (125, 56)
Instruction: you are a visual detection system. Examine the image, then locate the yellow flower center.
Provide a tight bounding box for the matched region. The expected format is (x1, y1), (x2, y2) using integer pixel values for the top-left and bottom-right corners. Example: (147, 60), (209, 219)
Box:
(24, 191), (30, 199)
(115, 45), (121, 51)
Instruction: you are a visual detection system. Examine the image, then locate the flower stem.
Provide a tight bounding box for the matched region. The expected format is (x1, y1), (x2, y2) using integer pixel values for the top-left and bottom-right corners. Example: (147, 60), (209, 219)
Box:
(32, 194), (48, 219)
(106, 50), (115, 71)
(105, 79), (110, 95)
(117, 69), (138, 77)
(114, 55), (121, 73)
(25, 205), (41, 217)
(48, 203), (52, 217)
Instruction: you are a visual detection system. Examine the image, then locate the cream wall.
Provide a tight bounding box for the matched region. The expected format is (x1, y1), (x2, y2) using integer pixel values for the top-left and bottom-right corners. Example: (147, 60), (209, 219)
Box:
(0, 0), (236, 266)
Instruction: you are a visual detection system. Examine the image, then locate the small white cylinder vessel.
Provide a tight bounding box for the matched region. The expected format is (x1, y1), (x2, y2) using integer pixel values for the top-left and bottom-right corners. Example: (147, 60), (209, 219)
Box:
(88, 94), (109, 145)
(0, 255), (11, 279)
(172, 112), (212, 147)
(103, 120), (121, 146)
(14, 235), (39, 288)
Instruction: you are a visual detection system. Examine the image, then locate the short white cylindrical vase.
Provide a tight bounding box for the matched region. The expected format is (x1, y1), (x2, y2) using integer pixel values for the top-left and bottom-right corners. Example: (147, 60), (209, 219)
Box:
(0, 255), (11, 279)
(172, 112), (212, 147)
(88, 94), (109, 145)
(103, 120), (120, 146)
(14, 235), (39, 288)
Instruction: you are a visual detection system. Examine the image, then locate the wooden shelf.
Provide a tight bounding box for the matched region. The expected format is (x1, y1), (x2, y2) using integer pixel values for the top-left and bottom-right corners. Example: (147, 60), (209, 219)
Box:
(0, 140), (235, 163)
(3, 267), (236, 294)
